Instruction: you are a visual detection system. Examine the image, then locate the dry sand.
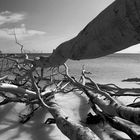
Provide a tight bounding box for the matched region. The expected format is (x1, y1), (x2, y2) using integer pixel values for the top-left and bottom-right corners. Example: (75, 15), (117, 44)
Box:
(0, 53), (140, 140)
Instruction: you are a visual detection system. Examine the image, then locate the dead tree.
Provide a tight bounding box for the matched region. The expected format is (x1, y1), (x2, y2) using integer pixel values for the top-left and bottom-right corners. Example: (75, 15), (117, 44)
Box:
(1, 0), (140, 139)
(1, 57), (140, 139)
(33, 0), (140, 67)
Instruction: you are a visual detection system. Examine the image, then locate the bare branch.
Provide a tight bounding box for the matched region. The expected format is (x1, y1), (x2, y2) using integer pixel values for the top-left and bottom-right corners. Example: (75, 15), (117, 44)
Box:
(13, 29), (24, 53)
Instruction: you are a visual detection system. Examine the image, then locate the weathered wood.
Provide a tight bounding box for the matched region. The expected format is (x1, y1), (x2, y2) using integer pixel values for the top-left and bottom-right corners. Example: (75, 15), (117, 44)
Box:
(45, 0), (140, 67)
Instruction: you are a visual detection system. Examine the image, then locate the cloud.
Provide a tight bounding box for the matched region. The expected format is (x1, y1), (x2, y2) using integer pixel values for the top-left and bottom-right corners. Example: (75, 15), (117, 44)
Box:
(0, 24), (46, 40)
(0, 11), (25, 26)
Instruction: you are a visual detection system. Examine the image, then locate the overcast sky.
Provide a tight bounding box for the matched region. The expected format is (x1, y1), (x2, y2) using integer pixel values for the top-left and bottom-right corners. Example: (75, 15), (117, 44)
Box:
(0, 0), (139, 53)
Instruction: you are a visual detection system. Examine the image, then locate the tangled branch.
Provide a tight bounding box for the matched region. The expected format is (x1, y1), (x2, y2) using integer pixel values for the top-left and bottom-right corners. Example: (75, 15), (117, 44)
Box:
(0, 51), (140, 140)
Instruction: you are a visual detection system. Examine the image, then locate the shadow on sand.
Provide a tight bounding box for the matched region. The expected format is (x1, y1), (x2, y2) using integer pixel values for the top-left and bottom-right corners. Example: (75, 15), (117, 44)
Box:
(0, 103), (61, 140)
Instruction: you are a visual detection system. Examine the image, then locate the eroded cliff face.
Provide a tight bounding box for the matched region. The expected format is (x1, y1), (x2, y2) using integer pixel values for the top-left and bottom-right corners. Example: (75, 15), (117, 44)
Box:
(48, 0), (140, 67)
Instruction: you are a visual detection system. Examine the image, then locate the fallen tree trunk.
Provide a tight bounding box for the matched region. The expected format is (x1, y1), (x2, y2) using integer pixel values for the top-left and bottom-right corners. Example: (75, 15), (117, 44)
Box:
(106, 116), (140, 140)
(45, 101), (100, 140)
(60, 65), (140, 126)
(89, 104), (140, 140)
(35, 0), (140, 67)
(82, 84), (140, 126)
(32, 80), (100, 140)
(0, 82), (100, 140)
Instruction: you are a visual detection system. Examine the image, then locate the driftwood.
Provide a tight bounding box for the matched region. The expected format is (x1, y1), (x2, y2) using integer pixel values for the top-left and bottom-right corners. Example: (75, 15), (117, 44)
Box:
(1, 0), (140, 139)
(0, 56), (101, 140)
(1, 42), (140, 139)
(0, 55), (140, 139)
(33, 0), (140, 68)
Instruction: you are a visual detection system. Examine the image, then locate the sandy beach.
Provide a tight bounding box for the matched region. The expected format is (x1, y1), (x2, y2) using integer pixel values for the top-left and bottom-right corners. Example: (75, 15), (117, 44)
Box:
(0, 53), (140, 140)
